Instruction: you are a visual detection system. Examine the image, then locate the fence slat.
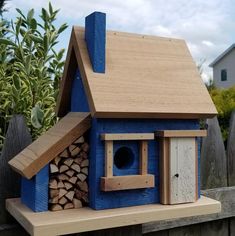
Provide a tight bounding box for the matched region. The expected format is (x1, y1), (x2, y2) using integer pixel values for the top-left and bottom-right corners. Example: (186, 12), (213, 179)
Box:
(79, 224), (142, 236)
(227, 110), (235, 186)
(0, 115), (32, 224)
(200, 117), (227, 189)
(227, 111), (235, 236)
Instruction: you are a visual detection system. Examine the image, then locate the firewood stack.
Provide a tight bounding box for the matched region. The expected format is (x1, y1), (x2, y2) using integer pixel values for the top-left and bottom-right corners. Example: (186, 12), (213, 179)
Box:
(49, 135), (89, 211)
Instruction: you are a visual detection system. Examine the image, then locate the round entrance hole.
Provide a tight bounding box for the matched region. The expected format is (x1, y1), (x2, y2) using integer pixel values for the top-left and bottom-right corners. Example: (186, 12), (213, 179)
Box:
(114, 147), (134, 169)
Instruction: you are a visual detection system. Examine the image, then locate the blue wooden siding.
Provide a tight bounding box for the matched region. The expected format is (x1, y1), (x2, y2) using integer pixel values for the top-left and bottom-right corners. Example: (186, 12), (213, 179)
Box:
(88, 118), (199, 210)
(21, 165), (49, 212)
(70, 69), (201, 210)
(70, 70), (89, 112)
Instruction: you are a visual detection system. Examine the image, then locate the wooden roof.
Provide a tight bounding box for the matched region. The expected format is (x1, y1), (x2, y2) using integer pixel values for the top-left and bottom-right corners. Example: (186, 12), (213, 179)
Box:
(56, 27), (217, 119)
(8, 112), (91, 179)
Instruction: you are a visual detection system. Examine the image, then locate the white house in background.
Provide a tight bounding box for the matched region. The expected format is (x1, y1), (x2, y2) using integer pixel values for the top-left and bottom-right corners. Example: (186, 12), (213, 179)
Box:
(209, 44), (235, 88)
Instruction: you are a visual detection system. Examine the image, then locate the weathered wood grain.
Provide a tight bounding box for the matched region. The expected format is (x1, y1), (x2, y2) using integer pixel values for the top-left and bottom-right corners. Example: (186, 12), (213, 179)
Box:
(0, 115), (32, 224)
(227, 111), (235, 236)
(170, 138), (196, 204)
(200, 117), (227, 189)
(227, 110), (235, 186)
(79, 224), (142, 236)
(200, 219), (229, 236)
(0, 224), (28, 236)
(230, 218), (235, 236)
(143, 186), (235, 233)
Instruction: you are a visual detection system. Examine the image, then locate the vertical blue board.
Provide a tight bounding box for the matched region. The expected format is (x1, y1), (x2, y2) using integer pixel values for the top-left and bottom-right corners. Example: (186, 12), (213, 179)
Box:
(89, 119), (200, 210)
(21, 165), (49, 212)
(85, 12), (106, 73)
(71, 69), (90, 112)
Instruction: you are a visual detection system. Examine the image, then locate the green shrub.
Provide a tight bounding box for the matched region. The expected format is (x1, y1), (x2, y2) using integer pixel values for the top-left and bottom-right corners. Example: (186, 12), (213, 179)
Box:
(0, 3), (68, 149)
(209, 86), (235, 140)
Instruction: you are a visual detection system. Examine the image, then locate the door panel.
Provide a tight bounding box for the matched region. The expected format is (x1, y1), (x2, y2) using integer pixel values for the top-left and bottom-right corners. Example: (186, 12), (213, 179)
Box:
(170, 138), (196, 204)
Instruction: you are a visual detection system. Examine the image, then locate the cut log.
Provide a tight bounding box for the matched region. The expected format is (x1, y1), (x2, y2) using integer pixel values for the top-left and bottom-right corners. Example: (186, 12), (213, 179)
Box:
(79, 151), (88, 159)
(81, 159), (89, 167)
(65, 190), (75, 201)
(66, 170), (75, 177)
(59, 188), (68, 199)
(69, 145), (77, 153)
(81, 167), (88, 175)
(64, 182), (73, 190)
(50, 189), (59, 198)
(64, 203), (74, 210)
(50, 164), (59, 173)
(77, 173), (87, 182)
(71, 163), (81, 173)
(50, 204), (63, 211)
(59, 197), (68, 205)
(59, 165), (69, 173)
(60, 149), (70, 158)
(63, 158), (74, 167)
(75, 189), (83, 200)
(49, 196), (59, 204)
(77, 181), (88, 192)
(58, 174), (69, 181)
(81, 143), (89, 152)
(82, 194), (89, 203)
(54, 156), (61, 166)
(70, 146), (81, 157)
(49, 179), (58, 189)
(57, 181), (65, 188)
(69, 176), (78, 185)
(74, 157), (83, 165)
(74, 136), (85, 144)
(73, 198), (82, 208)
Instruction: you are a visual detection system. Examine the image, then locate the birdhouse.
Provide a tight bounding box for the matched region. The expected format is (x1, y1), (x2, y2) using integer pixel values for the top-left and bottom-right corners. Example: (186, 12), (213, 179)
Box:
(8, 11), (219, 214)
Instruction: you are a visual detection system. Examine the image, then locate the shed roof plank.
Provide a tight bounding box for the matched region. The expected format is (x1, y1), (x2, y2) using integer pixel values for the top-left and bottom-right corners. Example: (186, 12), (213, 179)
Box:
(9, 112), (91, 179)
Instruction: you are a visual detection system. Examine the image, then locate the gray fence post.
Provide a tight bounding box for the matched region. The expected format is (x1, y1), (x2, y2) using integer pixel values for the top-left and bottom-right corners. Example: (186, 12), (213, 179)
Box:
(0, 115), (31, 235)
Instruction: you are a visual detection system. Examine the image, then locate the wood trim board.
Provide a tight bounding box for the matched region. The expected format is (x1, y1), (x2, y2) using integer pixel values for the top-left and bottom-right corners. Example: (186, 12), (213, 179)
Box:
(156, 130), (207, 138)
(140, 141), (148, 175)
(6, 197), (221, 236)
(105, 140), (113, 177)
(101, 133), (154, 141)
(101, 175), (155, 191)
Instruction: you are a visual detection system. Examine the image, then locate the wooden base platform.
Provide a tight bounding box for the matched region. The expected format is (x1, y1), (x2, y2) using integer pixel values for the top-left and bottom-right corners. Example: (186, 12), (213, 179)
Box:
(6, 197), (221, 236)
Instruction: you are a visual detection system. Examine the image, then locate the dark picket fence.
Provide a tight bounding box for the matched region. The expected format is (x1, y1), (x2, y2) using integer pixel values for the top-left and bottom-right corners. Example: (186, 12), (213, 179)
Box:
(0, 114), (235, 236)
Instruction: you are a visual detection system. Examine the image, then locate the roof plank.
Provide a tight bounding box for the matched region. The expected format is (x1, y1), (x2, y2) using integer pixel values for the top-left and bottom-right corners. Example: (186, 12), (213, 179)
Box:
(8, 112), (91, 179)
(57, 27), (217, 119)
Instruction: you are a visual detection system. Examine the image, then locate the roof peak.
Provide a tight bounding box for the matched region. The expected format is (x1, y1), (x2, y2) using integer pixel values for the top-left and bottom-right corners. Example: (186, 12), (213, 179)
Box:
(209, 43), (235, 67)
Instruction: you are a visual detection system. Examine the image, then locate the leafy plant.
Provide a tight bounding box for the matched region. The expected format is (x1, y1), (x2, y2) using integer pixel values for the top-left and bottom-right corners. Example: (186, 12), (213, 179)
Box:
(209, 86), (235, 140)
(0, 0), (8, 15)
(0, 3), (68, 149)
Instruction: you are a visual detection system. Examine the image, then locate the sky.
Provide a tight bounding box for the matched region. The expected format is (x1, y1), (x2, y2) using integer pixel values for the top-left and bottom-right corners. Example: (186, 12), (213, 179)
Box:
(4, 0), (235, 83)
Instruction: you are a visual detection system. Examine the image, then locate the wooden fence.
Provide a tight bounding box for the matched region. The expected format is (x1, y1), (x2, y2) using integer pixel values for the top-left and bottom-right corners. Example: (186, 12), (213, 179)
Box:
(0, 114), (234, 236)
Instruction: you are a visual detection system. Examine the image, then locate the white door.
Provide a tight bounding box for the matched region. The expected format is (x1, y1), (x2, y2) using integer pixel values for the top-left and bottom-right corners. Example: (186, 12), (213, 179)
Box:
(170, 137), (196, 204)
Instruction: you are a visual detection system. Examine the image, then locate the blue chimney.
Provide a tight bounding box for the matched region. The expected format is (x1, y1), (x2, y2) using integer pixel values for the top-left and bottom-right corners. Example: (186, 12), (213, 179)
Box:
(85, 12), (106, 73)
